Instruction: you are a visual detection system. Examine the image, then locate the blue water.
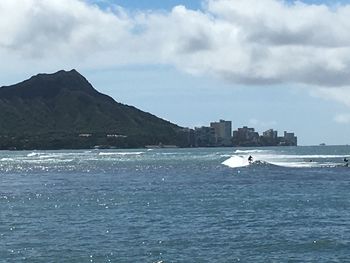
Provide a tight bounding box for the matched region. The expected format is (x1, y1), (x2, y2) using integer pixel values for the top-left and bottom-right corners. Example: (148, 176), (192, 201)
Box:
(1, 146), (350, 262)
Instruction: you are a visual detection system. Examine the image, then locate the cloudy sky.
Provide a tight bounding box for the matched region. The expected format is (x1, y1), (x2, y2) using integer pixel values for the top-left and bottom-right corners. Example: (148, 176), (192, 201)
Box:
(1, 0), (350, 145)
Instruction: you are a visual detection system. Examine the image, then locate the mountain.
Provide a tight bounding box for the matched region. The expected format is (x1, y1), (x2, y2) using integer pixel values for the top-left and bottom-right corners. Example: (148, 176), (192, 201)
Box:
(0, 70), (190, 149)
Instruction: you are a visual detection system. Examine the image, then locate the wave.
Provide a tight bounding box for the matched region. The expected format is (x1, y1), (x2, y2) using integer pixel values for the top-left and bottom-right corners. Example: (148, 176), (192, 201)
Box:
(222, 154), (347, 168)
(1, 158), (14, 161)
(98, 152), (144, 156)
(222, 156), (250, 168)
(220, 154), (234, 158)
(234, 149), (270, 154)
(268, 161), (317, 168)
(250, 160), (280, 167)
(222, 156), (279, 168)
(268, 161), (344, 168)
(263, 154), (347, 159)
(22, 152), (97, 163)
(27, 152), (42, 157)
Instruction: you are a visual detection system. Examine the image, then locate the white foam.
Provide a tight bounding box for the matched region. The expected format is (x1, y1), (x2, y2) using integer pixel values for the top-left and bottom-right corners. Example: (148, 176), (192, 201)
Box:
(98, 152), (144, 156)
(27, 152), (41, 157)
(220, 154), (233, 158)
(234, 149), (270, 154)
(223, 151), (346, 168)
(223, 156), (318, 168)
(269, 161), (316, 168)
(222, 156), (250, 168)
(263, 154), (346, 159)
(1, 158), (14, 161)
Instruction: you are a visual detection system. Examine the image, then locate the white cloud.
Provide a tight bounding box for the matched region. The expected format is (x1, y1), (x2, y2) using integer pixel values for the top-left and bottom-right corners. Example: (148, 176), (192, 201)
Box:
(2, 0), (350, 94)
(249, 118), (278, 129)
(311, 87), (350, 107)
(334, 113), (350, 124)
(0, 0), (133, 70)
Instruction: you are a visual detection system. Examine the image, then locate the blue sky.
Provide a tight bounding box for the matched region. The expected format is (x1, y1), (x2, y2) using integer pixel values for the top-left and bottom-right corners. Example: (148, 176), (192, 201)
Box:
(93, 0), (348, 10)
(1, 0), (350, 145)
(92, 0), (202, 10)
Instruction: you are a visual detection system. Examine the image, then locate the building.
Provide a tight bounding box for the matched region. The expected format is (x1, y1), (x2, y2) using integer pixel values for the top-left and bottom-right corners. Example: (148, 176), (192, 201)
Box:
(194, 126), (216, 147)
(280, 131), (297, 146)
(232, 126), (260, 146)
(210, 120), (232, 146)
(261, 129), (279, 146)
(263, 129), (278, 139)
(193, 120), (298, 147)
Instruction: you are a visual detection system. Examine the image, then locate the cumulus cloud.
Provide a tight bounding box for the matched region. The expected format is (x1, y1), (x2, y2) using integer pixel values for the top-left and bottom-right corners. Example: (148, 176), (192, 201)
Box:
(2, 0), (350, 92)
(312, 87), (350, 107)
(249, 118), (278, 129)
(334, 113), (350, 124)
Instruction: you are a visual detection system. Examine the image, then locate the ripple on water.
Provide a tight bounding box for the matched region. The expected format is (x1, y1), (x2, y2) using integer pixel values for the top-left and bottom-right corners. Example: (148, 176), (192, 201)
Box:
(1, 147), (350, 261)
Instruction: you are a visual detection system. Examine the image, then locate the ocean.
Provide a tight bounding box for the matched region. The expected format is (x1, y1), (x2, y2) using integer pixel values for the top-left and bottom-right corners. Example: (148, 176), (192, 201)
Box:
(1, 146), (350, 262)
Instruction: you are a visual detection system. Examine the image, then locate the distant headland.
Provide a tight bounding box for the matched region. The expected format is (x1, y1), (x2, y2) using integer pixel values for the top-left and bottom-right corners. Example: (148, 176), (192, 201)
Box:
(0, 70), (297, 150)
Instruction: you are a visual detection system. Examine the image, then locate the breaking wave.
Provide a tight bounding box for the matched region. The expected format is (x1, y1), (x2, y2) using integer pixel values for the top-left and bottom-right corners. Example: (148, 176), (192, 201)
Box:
(223, 148), (349, 169)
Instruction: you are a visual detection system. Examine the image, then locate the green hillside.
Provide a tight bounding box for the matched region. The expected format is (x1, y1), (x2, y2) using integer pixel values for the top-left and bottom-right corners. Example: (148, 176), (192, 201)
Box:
(0, 70), (190, 149)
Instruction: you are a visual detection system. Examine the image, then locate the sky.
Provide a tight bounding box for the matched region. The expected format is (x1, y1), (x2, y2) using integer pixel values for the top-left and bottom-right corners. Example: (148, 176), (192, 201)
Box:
(1, 0), (350, 145)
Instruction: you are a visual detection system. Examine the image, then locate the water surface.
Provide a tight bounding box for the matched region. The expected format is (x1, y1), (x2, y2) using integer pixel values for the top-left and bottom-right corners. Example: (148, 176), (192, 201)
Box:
(1, 146), (350, 262)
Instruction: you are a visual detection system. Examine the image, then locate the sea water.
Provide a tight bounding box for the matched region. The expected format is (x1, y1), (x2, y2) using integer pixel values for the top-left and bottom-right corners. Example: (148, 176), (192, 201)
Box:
(1, 146), (350, 262)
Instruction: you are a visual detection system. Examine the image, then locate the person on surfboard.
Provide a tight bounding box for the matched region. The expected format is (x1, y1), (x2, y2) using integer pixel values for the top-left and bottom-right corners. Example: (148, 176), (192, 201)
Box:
(248, 155), (253, 164)
(344, 157), (349, 167)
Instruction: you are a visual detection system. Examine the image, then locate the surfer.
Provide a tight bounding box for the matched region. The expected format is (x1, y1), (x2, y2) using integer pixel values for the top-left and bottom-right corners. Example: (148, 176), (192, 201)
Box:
(344, 157), (349, 167)
(248, 155), (253, 164)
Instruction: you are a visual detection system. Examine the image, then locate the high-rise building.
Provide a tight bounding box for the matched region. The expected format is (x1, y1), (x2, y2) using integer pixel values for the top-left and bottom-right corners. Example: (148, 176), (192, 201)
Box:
(263, 129), (278, 139)
(232, 126), (260, 146)
(194, 126), (216, 147)
(282, 131), (298, 146)
(261, 129), (279, 146)
(210, 120), (232, 146)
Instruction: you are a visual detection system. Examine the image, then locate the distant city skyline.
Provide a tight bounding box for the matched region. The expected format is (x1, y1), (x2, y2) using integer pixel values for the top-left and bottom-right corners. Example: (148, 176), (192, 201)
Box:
(195, 119), (297, 147)
(1, 0), (350, 145)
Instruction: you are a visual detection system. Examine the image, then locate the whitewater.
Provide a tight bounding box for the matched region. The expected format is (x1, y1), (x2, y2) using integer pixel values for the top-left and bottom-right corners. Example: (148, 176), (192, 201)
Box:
(222, 148), (349, 168)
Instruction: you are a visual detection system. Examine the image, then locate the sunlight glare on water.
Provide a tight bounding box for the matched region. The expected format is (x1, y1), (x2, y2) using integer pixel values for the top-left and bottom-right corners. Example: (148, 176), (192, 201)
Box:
(1, 146), (350, 261)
